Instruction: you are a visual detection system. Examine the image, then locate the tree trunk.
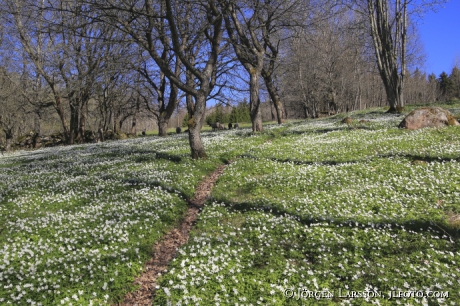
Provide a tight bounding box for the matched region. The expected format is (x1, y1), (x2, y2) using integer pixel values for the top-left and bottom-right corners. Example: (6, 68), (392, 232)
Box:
(5, 138), (12, 153)
(69, 102), (79, 145)
(113, 112), (119, 133)
(131, 97), (139, 135)
(384, 78), (397, 112)
(249, 70), (263, 132)
(97, 128), (104, 143)
(53, 91), (69, 143)
(34, 113), (41, 136)
(4, 129), (13, 152)
(131, 114), (137, 135)
(187, 93), (207, 159)
(78, 98), (88, 143)
(158, 115), (169, 137)
(263, 72), (285, 124)
(367, 0), (407, 113)
(157, 84), (179, 136)
(31, 114), (41, 149)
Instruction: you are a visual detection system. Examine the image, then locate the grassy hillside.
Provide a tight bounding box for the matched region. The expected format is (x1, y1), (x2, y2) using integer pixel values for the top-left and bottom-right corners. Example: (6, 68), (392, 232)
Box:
(1, 104), (460, 305)
(154, 106), (460, 306)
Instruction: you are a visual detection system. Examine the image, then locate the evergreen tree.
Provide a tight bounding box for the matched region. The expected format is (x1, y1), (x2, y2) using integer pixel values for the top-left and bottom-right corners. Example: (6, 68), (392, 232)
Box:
(205, 112), (215, 126)
(439, 72), (452, 98)
(229, 107), (238, 123)
(229, 101), (250, 123)
(182, 113), (189, 128)
(214, 105), (225, 123)
(450, 66), (460, 99)
(237, 99), (251, 123)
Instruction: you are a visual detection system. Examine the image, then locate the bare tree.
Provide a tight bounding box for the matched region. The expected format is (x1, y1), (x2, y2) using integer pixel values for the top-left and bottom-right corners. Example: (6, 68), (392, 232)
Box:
(348, 0), (447, 112)
(221, 0), (298, 129)
(256, 0), (313, 124)
(134, 48), (182, 137)
(4, 0), (125, 144)
(221, 0), (266, 131)
(281, 9), (372, 117)
(0, 69), (24, 152)
(86, 0), (227, 158)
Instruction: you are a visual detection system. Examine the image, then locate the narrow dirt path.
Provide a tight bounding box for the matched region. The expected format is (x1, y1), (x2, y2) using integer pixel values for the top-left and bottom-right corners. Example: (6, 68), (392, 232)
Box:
(119, 163), (229, 306)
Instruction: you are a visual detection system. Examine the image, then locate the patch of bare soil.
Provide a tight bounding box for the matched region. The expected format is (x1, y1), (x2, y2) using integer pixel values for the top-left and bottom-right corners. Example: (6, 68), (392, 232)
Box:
(118, 163), (229, 306)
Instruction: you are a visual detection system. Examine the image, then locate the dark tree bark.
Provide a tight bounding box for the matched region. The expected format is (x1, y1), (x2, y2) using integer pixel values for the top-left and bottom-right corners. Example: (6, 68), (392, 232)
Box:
(249, 69), (263, 131)
(187, 93), (208, 159)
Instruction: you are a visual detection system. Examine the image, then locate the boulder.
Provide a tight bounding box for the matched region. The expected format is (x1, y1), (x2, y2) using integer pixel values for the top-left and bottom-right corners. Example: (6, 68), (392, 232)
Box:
(398, 107), (459, 130)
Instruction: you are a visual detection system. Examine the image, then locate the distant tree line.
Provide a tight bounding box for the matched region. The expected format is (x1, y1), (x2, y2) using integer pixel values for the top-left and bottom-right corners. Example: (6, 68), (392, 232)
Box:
(0, 0), (450, 157)
(437, 66), (460, 100)
(204, 101), (251, 126)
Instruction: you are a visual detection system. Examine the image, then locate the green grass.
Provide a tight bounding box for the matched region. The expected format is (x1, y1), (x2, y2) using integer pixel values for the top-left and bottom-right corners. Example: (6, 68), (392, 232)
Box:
(1, 102), (460, 305)
(153, 103), (460, 306)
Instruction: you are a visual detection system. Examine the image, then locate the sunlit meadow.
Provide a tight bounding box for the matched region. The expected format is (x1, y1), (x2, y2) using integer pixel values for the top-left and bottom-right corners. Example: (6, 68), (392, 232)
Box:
(0, 131), (265, 305)
(1, 104), (460, 305)
(153, 107), (460, 306)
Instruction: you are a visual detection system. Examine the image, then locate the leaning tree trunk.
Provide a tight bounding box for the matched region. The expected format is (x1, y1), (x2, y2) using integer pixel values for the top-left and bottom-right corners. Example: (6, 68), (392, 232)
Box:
(158, 84), (179, 137)
(263, 74), (285, 124)
(187, 93), (207, 159)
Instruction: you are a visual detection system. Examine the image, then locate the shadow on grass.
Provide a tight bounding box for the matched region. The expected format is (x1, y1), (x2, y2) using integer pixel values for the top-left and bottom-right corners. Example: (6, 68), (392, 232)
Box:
(287, 126), (350, 135)
(239, 152), (460, 167)
(239, 154), (360, 166)
(129, 150), (183, 163)
(222, 200), (460, 240)
(379, 153), (460, 163)
(284, 124), (378, 137)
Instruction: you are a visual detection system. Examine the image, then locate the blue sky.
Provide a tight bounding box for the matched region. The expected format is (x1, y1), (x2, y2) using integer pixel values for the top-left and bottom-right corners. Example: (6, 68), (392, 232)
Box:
(418, 0), (460, 77)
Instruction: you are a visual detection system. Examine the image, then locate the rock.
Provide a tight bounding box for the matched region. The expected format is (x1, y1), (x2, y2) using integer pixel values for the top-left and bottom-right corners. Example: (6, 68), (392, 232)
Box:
(398, 107), (460, 130)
